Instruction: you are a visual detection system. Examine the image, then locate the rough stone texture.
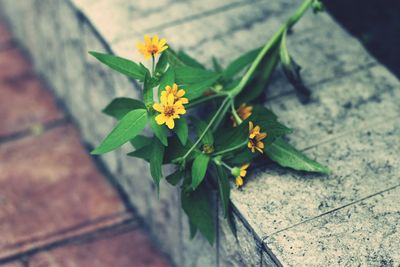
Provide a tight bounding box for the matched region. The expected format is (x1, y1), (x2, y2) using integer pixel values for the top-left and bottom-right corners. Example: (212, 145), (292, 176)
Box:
(266, 186), (400, 266)
(1, 0), (399, 266)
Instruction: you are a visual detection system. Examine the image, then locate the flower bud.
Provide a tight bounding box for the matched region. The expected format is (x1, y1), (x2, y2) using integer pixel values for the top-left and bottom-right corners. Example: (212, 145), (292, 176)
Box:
(231, 167), (241, 177)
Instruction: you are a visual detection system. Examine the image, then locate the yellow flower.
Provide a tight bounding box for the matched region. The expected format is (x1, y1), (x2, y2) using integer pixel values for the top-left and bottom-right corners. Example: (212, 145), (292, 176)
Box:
(232, 103), (253, 127)
(161, 83), (189, 104)
(248, 121), (267, 153)
(153, 92), (186, 129)
(235, 163), (250, 188)
(136, 35), (168, 59)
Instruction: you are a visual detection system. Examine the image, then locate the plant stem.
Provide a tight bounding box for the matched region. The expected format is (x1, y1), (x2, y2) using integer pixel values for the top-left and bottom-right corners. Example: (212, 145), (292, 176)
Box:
(186, 94), (224, 109)
(212, 140), (248, 157)
(220, 161), (232, 171)
(228, 0), (313, 98)
(230, 102), (242, 125)
(151, 54), (155, 76)
(180, 97), (230, 161)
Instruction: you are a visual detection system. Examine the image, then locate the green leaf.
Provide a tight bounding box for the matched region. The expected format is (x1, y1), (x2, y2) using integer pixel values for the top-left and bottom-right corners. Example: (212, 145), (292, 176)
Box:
(175, 66), (219, 84)
(92, 109), (148, 154)
(238, 46), (279, 103)
(150, 138), (165, 189)
(223, 47), (261, 80)
(166, 169), (183, 186)
(227, 206), (237, 238)
(102, 98), (146, 120)
(212, 57), (223, 73)
(89, 51), (147, 81)
(143, 71), (153, 106)
(163, 136), (198, 164)
(189, 220), (198, 239)
(214, 122), (247, 152)
(174, 117), (188, 145)
(181, 183), (215, 245)
(127, 144), (151, 162)
(191, 117), (214, 145)
(191, 153), (210, 189)
(165, 49), (186, 67)
(177, 51), (205, 69)
(150, 113), (168, 146)
(265, 138), (330, 174)
(215, 164), (230, 218)
(183, 77), (220, 100)
(174, 66), (220, 100)
(159, 67), (175, 95)
(225, 149), (256, 166)
(155, 52), (168, 75)
(130, 135), (152, 149)
(251, 105), (292, 145)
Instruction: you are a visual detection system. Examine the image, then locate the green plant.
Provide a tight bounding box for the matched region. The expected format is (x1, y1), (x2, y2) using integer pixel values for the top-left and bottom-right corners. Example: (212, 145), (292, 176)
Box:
(90, 0), (328, 244)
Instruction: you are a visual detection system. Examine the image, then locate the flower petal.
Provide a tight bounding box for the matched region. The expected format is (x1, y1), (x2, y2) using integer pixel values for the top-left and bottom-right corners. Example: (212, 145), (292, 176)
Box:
(235, 176), (243, 187)
(167, 93), (174, 105)
(180, 98), (189, 104)
(144, 35), (151, 46)
(249, 121), (254, 132)
(160, 93), (168, 104)
(241, 163), (250, 170)
(152, 35), (159, 46)
(166, 117), (175, 129)
(155, 114), (166, 125)
(153, 103), (164, 112)
(159, 38), (167, 47)
(177, 89), (186, 98)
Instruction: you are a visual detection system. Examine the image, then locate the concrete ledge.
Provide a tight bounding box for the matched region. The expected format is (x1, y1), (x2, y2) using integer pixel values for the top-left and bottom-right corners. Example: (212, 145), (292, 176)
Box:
(1, 0), (399, 266)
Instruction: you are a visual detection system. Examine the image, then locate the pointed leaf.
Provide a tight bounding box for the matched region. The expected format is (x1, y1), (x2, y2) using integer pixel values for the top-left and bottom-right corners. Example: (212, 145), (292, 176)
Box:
(143, 71), (154, 106)
(174, 117), (188, 145)
(166, 169), (183, 186)
(191, 153), (210, 189)
(159, 67), (175, 95)
(191, 117), (214, 145)
(102, 98), (146, 120)
(89, 51), (147, 81)
(181, 183), (215, 245)
(215, 164), (230, 218)
(92, 109), (148, 154)
(177, 51), (205, 69)
(150, 113), (168, 146)
(223, 47), (261, 80)
(265, 138), (330, 174)
(155, 52), (168, 75)
(130, 135), (152, 149)
(150, 138), (165, 189)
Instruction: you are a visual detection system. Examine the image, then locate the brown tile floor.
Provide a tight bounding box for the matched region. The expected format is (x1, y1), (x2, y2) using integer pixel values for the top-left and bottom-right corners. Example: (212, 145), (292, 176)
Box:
(0, 20), (170, 267)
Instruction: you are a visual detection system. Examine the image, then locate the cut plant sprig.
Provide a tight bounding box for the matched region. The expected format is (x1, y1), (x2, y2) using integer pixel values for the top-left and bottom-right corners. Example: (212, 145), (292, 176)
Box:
(89, 0), (329, 246)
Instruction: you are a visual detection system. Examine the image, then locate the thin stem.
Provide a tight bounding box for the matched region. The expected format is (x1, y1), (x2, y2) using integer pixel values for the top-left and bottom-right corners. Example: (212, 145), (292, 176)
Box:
(180, 97), (230, 161)
(211, 97), (232, 132)
(230, 102), (243, 125)
(228, 0), (313, 98)
(212, 140), (248, 157)
(220, 161), (232, 171)
(186, 93), (224, 109)
(151, 54), (155, 76)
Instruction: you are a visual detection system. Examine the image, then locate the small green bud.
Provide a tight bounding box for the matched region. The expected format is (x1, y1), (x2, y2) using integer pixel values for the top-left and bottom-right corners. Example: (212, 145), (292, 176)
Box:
(231, 167), (241, 177)
(203, 144), (215, 154)
(312, 0), (325, 13)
